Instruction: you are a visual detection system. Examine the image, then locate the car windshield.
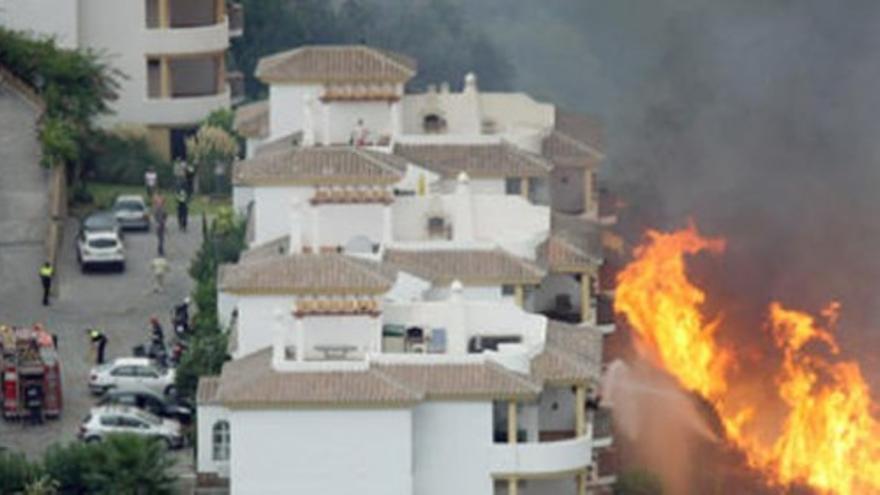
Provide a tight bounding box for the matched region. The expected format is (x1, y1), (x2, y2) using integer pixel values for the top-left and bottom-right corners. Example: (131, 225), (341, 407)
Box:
(84, 213), (117, 231)
(133, 409), (162, 426)
(88, 238), (118, 249)
(115, 200), (144, 212)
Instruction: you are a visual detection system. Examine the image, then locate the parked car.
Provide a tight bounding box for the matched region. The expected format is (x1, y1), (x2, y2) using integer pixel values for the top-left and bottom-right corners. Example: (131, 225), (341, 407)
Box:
(76, 230), (125, 271)
(78, 405), (183, 449)
(81, 210), (123, 238)
(97, 387), (192, 424)
(89, 357), (176, 397)
(113, 194), (150, 231)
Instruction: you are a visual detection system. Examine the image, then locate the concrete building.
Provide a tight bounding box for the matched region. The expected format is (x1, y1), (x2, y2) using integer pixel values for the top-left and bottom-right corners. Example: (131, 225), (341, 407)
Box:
(0, 0), (243, 158)
(198, 270), (612, 495)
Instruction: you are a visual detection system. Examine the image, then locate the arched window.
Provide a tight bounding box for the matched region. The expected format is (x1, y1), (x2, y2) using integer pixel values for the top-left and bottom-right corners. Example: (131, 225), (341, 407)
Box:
(212, 420), (230, 461)
(423, 114), (447, 134)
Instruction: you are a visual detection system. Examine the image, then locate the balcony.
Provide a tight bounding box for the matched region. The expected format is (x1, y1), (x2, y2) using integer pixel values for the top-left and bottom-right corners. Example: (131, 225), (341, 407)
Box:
(489, 434), (592, 478)
(144, 0), (230, 53)
(142, 22), (229, 55)
(228, 3), (244, 38)
(140, 89), (230, 126)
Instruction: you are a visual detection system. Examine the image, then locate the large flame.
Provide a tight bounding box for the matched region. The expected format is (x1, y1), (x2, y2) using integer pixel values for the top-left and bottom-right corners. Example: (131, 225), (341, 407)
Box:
(615, 224), (880, 495)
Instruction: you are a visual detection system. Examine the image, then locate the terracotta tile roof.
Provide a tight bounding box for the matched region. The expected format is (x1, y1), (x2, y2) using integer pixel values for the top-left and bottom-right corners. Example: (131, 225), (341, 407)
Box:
(531, 346), (597, 386)
(385, 248), (545, 285)
(538, 234), (597, 272)
(216, 349), (420, 407)
(374, 362), (540, 400)
(254, 131), (303, 156)
(233, 146), (407, 186)
(546, 212), (603, 269)
(545, 320), (604, 374)
(549, 109), (604, 156)
(543, 130), (603, 169)
(219, 253), (395, 295)
(234, 100), (269, 139)
(394, 143), (553, 178)
(196, 376), (221, 405)
(256, 45), (416, 84)
(239, 236), (290, 263)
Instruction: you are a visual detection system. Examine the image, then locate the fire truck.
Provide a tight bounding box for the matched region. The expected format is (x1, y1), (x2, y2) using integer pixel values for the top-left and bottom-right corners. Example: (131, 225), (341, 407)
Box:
(1, 325), (63, 420)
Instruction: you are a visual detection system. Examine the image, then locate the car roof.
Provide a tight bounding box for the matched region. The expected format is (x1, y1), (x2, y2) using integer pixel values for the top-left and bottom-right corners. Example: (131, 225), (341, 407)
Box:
(112, 357), (154, 367)
(83, 211), (119, 227)
(83, 230), (121, 241)
(115, 195), (145, 203)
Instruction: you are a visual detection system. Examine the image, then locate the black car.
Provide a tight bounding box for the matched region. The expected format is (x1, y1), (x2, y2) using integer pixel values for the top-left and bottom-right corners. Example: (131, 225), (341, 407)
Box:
(97, 387), (192, 424)
(81, 210), (122, 238)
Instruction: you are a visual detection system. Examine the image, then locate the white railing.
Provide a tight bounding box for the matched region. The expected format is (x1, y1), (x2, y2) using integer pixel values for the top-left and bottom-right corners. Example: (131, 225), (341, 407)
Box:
(139, 88), (230, 126)
(489, 434), (591, 477)
(142, 21), (229, 54)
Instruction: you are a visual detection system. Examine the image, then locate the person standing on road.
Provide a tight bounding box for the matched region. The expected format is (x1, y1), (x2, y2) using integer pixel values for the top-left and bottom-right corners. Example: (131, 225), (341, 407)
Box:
(176, 189), (189, 232)
(38, 261), (53, 306)
(154, 200), (168, 256)
(87, 328), (108, 365)
(151, 256), (169, 293)
(149, 316), (164, 343)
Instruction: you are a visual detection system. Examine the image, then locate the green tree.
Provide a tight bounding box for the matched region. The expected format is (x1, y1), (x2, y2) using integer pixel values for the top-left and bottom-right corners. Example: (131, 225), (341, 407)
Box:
(614, 468), (665, 495)
(42, 442), (98, 494)
(83, 434), (176, 495)
(186, 125), (239, 195)
(0, 451), (41, 493)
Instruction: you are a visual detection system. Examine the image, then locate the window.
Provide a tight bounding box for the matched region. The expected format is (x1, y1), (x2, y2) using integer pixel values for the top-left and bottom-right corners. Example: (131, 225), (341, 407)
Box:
(212, 421), (230, 461)
(136, 367), (159, 379)
(111, 366), (136, 377)
(468, 335), (522, 353)
(100, 415), (119, 427)
(501, 284), (516, 296)
(423, 114), (447, 134)
(505, 177), (522, 195)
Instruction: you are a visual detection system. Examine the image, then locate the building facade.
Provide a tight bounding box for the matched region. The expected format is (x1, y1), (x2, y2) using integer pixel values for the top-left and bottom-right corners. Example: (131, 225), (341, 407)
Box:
(0, 0), (242, 158)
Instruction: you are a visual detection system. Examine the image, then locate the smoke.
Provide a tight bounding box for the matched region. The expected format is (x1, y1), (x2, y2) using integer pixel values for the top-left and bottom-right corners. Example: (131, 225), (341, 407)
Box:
(606, 0), (880, 376)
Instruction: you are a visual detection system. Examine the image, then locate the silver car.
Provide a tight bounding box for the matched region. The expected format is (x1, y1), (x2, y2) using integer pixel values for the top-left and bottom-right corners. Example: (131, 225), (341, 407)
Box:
(78, 405), (183, 449)
(113, 194), (151, 231)
(89, 357), (176, 397)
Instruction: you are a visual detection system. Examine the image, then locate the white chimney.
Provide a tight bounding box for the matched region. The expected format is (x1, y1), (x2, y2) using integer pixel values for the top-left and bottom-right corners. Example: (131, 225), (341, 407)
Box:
(289, 198), (304, 254)
(452, 172), (474, 242)
(440, 82), (450, 94)
(302, 95), (315, 147)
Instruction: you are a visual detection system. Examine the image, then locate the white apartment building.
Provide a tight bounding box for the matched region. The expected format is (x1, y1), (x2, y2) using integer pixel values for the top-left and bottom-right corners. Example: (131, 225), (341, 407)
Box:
(198, 266), (612, 495)
(233, 44), (604, 217)
(0, 0), (242, 158)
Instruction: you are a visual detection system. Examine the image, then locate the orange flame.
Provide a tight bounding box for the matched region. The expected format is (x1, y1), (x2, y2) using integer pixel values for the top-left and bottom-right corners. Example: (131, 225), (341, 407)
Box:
(615, 224), (880, 495)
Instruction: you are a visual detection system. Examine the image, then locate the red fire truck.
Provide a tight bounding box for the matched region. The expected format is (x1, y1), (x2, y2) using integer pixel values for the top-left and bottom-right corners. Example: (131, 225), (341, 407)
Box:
(1, 325), (63, 420)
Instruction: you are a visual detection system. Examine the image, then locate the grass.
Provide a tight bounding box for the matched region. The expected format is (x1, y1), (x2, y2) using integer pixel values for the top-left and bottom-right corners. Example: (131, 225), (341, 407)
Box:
(73, 181), (231, 218)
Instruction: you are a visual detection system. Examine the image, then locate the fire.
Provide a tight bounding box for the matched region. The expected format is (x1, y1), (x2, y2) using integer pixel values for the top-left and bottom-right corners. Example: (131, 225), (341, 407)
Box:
(615, 224), (880, 495)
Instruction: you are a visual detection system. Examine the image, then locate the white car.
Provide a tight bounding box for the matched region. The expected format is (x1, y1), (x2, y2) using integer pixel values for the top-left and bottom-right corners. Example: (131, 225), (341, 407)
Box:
(113, 194), (151, 231)
(89, 357), (176, 397)
(76, 230), (125, 271)
(78, 405), (183, 449)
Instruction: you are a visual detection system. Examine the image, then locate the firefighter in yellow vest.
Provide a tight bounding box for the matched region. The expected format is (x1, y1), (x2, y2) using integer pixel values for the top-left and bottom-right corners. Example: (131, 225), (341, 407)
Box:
(39, 261), (53, 306)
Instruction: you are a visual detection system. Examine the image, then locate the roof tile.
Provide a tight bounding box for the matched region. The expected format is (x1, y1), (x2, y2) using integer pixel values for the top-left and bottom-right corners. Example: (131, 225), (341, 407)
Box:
(256, 45), (416, 84)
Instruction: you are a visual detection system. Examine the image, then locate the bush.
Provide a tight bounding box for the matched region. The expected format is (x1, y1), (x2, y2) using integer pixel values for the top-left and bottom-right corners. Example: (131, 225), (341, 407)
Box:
(84, 132), (173, 187)
(42, 442), (96, 494)
(0, 451), (41, 493)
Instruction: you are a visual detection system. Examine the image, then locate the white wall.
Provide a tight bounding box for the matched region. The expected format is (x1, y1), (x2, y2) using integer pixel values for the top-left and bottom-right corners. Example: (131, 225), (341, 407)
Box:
(217, 289), (239, 330)
(235, 295), (295, 358)
(78, 0), (228, 127)
(316, 204), (386, 247)
(0, 0), (79, 48)
(413, 401), (493, 495)
(196, 404), (230, 476)
(232, 186), (254, 216)
(268, 83), (321, 140)
(425, 285), (508, 303)
(382, 300), (545, 356)
(301, 315), (381, 360)
(325, 101), (394, 145)
(252, 186), (312, 246)
(231, 408), (413, 495)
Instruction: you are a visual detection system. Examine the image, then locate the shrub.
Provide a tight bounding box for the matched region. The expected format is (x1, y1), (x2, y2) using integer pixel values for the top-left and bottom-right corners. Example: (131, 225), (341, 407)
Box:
(0, 451), (42, 493)
(42, 442), (97, 494)
(185, 126), (238, 195)
(84, 132), (173, 187)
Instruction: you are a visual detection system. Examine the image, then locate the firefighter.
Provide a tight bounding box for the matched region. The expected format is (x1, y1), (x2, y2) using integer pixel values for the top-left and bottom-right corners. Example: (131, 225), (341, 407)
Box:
(87, 329), (108, 365)
(39, 261), (53, 306)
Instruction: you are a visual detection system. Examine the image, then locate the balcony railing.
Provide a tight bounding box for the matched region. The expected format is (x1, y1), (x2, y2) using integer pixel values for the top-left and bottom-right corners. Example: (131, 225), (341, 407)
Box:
(489, 434), (592, 478)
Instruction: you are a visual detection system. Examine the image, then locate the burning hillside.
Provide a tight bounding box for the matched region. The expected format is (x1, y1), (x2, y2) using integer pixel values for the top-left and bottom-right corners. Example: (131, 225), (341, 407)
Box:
(614, 223), (880, 495)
